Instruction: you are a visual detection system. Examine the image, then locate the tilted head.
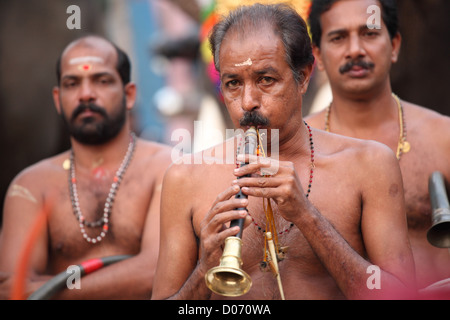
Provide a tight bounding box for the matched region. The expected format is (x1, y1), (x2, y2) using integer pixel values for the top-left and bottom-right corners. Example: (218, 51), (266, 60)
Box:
(56, 35), (131, 86)
(208, 4), (315, 137)
(309, 0), (399, 48)
(308, 0), (401, 97)
(209, 3), (314, 85)
(53, 35), (136, 145)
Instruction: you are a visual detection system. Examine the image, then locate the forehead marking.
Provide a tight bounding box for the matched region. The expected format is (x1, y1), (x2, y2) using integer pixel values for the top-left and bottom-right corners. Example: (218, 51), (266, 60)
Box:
(69, 56), (105, 65)
(78, 64), (92, 71)
(234, 58), (252, 67)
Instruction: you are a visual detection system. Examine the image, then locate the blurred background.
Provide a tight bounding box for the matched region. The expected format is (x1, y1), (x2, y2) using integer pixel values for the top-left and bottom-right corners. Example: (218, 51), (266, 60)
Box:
(0, 0), (449, 228)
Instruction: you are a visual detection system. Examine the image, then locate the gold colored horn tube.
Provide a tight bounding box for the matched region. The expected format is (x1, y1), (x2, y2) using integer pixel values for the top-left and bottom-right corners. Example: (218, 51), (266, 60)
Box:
(205, 237), (252, 296)
(205, 127), (257, 296)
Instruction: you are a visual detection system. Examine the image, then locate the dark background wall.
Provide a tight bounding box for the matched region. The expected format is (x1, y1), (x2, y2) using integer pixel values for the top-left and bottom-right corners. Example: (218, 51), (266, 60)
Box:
(0, 0), (106, 227)
(391, 0), (450, 115)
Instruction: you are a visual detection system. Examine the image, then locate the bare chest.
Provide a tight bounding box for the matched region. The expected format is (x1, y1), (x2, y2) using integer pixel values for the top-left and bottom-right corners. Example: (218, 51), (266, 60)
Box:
(46, 170), (153, 271)
(399, 144), (448, 231)
(193, 183), (364, 283)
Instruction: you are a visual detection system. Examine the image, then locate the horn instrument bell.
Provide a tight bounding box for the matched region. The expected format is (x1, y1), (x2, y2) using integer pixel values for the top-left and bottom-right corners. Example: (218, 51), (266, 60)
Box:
(427, 171), (450, 248)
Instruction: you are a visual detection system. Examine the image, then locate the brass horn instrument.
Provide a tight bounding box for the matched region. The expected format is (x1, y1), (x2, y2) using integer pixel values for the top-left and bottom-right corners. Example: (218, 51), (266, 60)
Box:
(427, 171), (450, 248)
(205, 127), (257, 296)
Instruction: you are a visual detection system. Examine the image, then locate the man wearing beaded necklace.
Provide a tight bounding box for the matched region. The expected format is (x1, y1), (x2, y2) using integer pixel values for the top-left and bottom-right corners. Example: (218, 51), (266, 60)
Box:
(305, 0), (450, 297)
(152, 3), (416, 300)
(0, 36), (172, 299)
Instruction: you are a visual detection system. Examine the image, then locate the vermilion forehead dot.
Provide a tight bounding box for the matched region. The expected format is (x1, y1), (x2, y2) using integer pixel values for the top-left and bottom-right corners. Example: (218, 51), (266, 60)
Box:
(78, 64), (92, 71)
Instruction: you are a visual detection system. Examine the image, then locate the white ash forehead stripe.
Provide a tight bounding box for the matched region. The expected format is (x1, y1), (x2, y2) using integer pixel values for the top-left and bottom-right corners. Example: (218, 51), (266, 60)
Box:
(234, 58), (252, 67)
(69, 56), (104, 65)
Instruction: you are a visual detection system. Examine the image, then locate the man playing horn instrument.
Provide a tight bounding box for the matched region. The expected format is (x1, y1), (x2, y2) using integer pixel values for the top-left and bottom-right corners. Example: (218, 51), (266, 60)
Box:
(152, 3), (416, 300)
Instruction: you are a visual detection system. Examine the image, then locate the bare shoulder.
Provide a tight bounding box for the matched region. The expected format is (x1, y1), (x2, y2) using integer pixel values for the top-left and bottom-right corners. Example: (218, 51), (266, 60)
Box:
(405, 102), (450, 137)
(317, 127), (395, 157)
(162, 140), (233, 195)
(3, 152), (70, 214)
(404, 101), (450, 162)
(8, 152), (70, 190)
(132, 138), (173, 179)
(403, 101), (450, 178)
(315, 128), (399, 175)
(160, 151), (207, 218)
(404, 102), (450, 149)
(136, 138), (172, 163)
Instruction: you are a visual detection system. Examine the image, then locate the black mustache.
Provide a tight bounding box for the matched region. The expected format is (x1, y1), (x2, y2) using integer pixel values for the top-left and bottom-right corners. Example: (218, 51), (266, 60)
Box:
(71, 103), (107, 121)
(339, 59), (375, 74)
(239, 111), (270, 127)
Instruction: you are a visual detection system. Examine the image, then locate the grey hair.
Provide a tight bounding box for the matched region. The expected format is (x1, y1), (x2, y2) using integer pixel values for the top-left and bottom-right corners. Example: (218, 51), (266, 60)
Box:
(209, 3), (314, 83)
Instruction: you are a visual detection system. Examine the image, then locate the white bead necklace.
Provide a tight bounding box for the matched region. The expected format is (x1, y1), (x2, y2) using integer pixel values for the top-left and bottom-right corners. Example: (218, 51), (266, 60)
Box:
(68, 133), (136, 244)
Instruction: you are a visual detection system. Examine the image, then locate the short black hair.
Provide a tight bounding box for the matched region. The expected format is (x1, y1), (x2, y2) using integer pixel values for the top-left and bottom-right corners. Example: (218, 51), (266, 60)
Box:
(56, 36), (131, 86)
(308, 0), (399, 48)
(209, 3), (314, 84)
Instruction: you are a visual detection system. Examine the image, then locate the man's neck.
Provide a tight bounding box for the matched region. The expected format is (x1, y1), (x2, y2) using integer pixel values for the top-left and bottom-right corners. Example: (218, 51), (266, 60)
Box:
(328, 87), (397, 134)
(272, 120), (312, 162)
(69, 126), (133, 172)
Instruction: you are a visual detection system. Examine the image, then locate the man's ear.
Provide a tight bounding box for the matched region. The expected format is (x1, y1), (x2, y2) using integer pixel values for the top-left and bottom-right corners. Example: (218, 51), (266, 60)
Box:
(124, 82), (137, 111)
(312, 45), (325, 71)
(391, 32), (402, 64)
(299, 63), (314, 95)
(52, 86), (62, 114)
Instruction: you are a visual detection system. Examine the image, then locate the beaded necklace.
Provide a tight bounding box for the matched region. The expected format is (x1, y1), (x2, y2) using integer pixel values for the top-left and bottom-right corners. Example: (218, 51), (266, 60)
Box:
(324, 93), (410, 160)
(68, 132), (136, 244)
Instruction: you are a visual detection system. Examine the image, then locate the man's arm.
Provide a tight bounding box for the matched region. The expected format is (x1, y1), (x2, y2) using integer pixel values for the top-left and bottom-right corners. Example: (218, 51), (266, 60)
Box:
(151, 163), (205, 300)
(151, 163), (247, 300)
(0, 170), (50, 299)
(358, 142), (416, 298)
